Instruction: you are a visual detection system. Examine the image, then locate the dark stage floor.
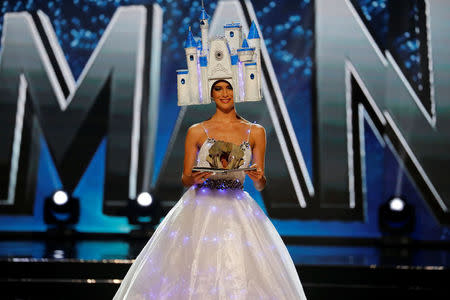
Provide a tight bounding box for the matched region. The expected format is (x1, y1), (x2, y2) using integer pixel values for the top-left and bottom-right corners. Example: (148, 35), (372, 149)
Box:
(1, 235), (449, 299)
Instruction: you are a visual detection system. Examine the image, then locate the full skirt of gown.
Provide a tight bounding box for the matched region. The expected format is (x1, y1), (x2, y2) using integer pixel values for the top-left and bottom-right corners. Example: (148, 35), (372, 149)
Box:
(113, 186), (307, 299)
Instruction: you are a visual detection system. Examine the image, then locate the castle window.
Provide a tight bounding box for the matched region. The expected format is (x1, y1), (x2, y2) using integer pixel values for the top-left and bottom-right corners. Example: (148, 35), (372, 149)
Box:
(190, 55), (194, 61)
(230, 31), (234, 37)
(215, 50), (223, 61)
(250, 73), (255, 80)
(181, 78), (185, 84)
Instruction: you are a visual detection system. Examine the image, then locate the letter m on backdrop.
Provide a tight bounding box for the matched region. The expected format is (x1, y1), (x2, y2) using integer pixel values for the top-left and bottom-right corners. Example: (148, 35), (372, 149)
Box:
(0, 5), (162, 215)
(316, 0), (450, 223)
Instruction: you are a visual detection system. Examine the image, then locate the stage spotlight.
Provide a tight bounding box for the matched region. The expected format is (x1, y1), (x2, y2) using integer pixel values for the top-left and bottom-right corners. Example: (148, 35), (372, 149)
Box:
(44, 190), (80, 226)
(127, 191), (162, 235)
(379, 196), (415, 237)
(53, 190), (69, 205)
(389, 197), (405, 212)
(137, 192), (153, 207)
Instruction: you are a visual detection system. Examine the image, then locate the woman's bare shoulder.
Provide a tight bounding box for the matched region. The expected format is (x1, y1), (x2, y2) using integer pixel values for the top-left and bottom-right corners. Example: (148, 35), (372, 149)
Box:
(248, 123), (265, 147)
(186, 122), (206, 140)
(188, 122), (204, 131)
(250, 123), (265, 135)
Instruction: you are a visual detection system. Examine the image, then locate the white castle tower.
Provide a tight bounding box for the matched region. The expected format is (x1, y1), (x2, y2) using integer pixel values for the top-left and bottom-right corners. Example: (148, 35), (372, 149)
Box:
(177, 5), (262, 106)
(176, 69), (190, 106)
(244, 62), (259, 101)
(224, 22), (242, 52)
(199, 1), (209, 56)
(247, 21), (261, 100)
(185, 27), (200, 104)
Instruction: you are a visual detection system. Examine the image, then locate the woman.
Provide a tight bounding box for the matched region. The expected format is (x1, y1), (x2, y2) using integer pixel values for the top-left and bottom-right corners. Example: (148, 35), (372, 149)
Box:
(182, 80), (266, 191)
(113, 79), (307, 299)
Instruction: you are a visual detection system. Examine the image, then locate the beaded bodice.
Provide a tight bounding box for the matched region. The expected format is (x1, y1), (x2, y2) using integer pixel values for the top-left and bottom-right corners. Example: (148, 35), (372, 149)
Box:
(195, 137), (252, 185)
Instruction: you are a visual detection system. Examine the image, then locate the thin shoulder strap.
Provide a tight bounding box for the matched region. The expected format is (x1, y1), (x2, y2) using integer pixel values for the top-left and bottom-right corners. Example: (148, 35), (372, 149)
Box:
(200, 122), (210, 138)
(246, 122), (253, 142)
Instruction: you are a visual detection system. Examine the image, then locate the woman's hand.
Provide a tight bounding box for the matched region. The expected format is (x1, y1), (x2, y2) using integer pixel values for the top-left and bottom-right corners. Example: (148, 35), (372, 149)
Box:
(245, 163), (266, 191)
(245, 163), (263, 181)
(184, 171), (213, 186)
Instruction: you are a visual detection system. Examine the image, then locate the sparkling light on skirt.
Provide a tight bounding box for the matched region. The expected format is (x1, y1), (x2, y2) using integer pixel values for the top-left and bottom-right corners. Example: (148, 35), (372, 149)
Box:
(113, 186), (307, 299)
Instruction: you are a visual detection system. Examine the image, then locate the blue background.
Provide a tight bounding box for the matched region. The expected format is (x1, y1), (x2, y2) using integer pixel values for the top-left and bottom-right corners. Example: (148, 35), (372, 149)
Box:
(0, 0), (448, 241)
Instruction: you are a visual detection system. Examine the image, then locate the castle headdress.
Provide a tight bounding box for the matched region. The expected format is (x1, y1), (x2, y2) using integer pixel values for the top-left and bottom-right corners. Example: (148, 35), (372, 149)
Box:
(176, 2), (262, 106)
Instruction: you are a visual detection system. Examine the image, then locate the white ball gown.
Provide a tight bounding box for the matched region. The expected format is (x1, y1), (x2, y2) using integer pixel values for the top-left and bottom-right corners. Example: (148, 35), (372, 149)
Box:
(113, 127), (307, 299)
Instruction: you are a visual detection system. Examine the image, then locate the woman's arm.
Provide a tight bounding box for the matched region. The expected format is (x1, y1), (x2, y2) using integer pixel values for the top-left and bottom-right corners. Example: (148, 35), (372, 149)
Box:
(245, 124), (266, 191)
(181, 124), (212, 187)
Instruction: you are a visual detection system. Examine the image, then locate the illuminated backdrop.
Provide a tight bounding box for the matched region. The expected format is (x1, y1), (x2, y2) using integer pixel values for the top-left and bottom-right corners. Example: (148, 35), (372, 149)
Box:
(0, 0), (448, 241)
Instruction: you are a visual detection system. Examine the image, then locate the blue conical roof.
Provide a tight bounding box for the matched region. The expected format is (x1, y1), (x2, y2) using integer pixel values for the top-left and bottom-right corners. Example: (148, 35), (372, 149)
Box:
(248, 21), (260, 39)
(199, 7), (209, 20)
(237, 38), (255, 52)
(241, 38), (249, 48)
(184, 27), (197, 48)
